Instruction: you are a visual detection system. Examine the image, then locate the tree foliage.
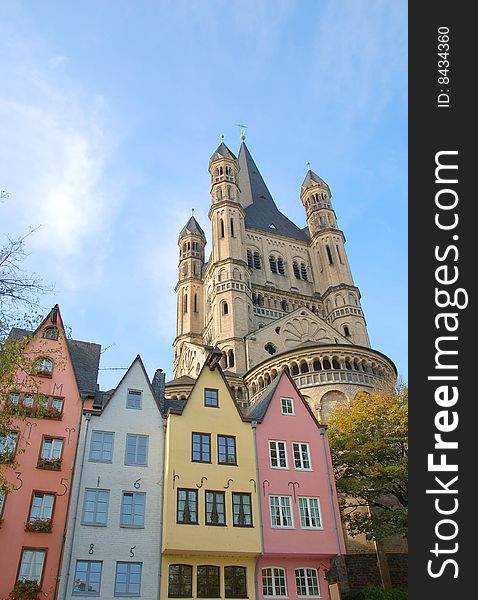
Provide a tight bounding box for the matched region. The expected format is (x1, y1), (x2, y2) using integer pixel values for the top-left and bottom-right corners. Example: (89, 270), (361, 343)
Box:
(328, 385), (408, 541)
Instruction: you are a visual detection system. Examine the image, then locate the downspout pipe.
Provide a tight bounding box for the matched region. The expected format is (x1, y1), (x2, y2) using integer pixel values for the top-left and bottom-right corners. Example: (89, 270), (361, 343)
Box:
(252, 420), (264, 600)
(52, 395), (87, 600)
(319, 425), (342, 557)
(59, 409), (91, 599)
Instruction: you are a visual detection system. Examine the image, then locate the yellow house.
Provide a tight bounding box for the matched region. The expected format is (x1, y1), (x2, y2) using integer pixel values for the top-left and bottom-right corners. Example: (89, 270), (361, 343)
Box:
(161, 348), (262, 599)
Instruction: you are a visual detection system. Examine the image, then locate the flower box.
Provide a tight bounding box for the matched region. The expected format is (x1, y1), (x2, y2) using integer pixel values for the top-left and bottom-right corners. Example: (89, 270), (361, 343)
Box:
(37, 457), (62, 471)
(25, 518), (52, 533)
(6, 402), (62, 421)
(9, 580), (41, 600)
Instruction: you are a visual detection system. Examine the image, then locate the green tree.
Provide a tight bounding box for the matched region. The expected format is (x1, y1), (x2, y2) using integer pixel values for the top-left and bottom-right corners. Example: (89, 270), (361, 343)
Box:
(328, 385), (408, 541)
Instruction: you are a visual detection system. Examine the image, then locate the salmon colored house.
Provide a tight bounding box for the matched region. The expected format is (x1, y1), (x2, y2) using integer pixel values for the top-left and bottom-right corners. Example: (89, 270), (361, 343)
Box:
(247, 371), (345, 600)
(0, 306), (101, 600)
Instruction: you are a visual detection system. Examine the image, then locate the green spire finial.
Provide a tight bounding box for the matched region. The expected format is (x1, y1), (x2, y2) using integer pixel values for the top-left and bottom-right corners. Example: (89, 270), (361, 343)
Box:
(306, 161), (311, 171)
(235, 123), (248, 142)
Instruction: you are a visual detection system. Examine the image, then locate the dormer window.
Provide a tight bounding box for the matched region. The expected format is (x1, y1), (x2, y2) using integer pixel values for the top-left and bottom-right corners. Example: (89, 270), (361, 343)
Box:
(34, 357), (53, 377)
(42, 326), (59, 340)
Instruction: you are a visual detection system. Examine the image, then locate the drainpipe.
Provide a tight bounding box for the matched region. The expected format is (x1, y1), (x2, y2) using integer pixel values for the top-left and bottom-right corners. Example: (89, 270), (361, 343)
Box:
(252, 420), (264, 600)
(319, 425), (342, 557)
(158, 416), (168, 600)
(59, 408), (91, 599)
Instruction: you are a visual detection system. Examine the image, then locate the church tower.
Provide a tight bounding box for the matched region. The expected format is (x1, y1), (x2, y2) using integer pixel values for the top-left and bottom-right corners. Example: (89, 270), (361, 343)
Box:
(206, 142), (250, 373)
(174, 215), (206, 349)
(301, 169), (370, 347)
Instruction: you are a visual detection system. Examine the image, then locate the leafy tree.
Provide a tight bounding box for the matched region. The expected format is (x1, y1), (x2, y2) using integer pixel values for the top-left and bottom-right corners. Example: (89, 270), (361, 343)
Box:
(328, 385), (408, 541)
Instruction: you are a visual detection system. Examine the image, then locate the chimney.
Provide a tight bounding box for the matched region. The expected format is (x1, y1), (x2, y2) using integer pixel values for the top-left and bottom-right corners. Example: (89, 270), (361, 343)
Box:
(152, 368), (166, 414)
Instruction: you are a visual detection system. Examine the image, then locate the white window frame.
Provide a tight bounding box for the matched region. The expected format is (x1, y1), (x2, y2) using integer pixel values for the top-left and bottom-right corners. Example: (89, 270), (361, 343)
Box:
(72, 560), (103, 596)
(120, 491), (146, 528)
(89, 430), (114, 463)
(269, 495), (294, 528)
(292, 442), (312, 471)
(127, 389), (142, 410)
(18, 549), (46, 583)
(280, 397), (295, 415)
(269, 440), (288, 469)
(295, 567), (321, 597)
(298, 497), (323, 530)
(41, 437), (63, 459)
(125, 434), (149, 466)
(82, 488), (110, 526)
(30, 492), (55, 522)
(262, 566), (288, 597)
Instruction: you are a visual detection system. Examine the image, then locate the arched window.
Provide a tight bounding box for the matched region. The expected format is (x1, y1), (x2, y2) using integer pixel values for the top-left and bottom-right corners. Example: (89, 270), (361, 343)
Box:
(194, 294), (198, 313)
(182, 243), (187, 254)
(323, 359), (331, 370)
(183, 294), (188, 313)
(326, 245), (333, 265)
(228, 350), (235, 368)
(269, 256), (277, 274)
(34, 357), (53, 376)
(332, 358), (340, 369)
(42, 326), (59, 340)
(220, 219), (225, 238)
(281, 299), (288, 312)
(300, 361), (309, 374)
(247, 250), (253, 269)
(253, 252), (261, 270)
(313, 359), (322, 371)
(277, 257), (285, 275)
(230, 219), (235, 237)
(344, 326), (351, 337)
(227, 186), (232, 199)
(291, 363), (299, 376)
(222, 302), (229, 316)
(264, 343), (277, 355)
(257, 294), (264, 307)
(293, 262), (301, 279)
(300, 263), (308, 281)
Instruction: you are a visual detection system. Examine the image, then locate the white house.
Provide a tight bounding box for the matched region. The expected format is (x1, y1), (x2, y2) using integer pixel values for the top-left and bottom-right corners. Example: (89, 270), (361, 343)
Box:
(59, 356), (165, 600)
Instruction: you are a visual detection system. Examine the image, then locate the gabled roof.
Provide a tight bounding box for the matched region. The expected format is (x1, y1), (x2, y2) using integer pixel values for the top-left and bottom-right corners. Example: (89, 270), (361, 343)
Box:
(238, 143), (310, 242)
(9, 322), (101, 395)
(178, 216), (205, 241)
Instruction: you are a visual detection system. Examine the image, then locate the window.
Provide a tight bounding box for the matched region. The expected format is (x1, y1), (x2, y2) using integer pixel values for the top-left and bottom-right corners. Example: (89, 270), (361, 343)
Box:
(218, 435), (236, 465)
(168, 564), (192, 598)
(293, 262), (301, 279)
(326, 245), (333, 265)
(73, 561), (102, 596)
(300, 263), (308, 281)
(192, 433), (211, 463)
(42, 326), (59, 340)
(183, 293), (188, 313)
(293, 443), (311, 470)
(298, 497), (322, 529)
(125, 434), (148, 466)
(265, 343), (277, 355)
(247, 250), (253, 269)
(197, 565), (220, 598)
(120, 492), (145, 528)
(82, 489), (109, 526)
(336, 245), (343, 264)
(204, 388), (218, 407)
(220, 219), (225, 238)
(127, 390), (142, 410)
(232, 493), (252, 527)
(52, 397), (64, 412)
(262, 567), (287, 597)
(269, 256), (277, 274)
(89, 431), (114, 463)
(269, 441), (288, 469)
(0, 491), (6, 518)
(277, 257), (285, 275)
(253, 252), (261, 270)
(18, 549), (46, 583)
(228, 349), (235, 368)
(9, 392), (20, 405)
(344, 326), (351, 337)
(281, 398), (294, 415)
(295, 568), (320, 597)
(41, 437), (63, 459)
(177, 489), (198, 524)
(230, 219), (235, 238)
(114, 562), (142, 596)
(224, 566), (247, 598)
(205, 490), (226, 525)
(194, 293), (198, 313)
(270, 496), (293, 528)
(23, 395), (34, 407)
(34, 357), (53, 376)
(222, 301), (229, 315)
(29, 492), (55, 523)
(0, 432), (18, 460)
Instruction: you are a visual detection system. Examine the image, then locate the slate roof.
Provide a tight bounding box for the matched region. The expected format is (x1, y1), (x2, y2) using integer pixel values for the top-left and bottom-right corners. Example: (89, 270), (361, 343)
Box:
(209, 142), (237, 163)
(178, 216), (205, 241)
(301, 169), (330, 192)
(8, 327), (101, 395)
(238, 143), (310, 242)
(165, 374), (196, 387)
(243, 375), (282, 421)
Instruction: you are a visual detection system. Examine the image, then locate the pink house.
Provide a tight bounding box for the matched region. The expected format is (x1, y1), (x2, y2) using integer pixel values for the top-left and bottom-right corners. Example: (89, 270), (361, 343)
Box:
(0, 306), (101, 600)
(248, 371), (345, 600)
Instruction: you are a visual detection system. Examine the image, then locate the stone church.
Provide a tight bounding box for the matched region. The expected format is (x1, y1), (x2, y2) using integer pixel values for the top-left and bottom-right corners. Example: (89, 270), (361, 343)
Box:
(165, 140), (396, 422)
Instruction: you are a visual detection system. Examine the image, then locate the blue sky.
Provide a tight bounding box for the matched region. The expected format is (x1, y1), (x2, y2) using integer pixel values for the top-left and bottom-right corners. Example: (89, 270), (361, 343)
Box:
(0, 0), (407, 388)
